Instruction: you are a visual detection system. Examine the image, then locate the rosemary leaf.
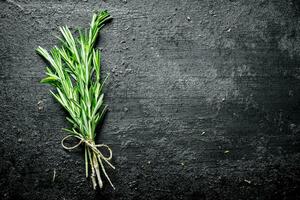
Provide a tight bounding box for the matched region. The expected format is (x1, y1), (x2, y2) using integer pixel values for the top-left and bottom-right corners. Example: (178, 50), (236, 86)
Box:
(37, 10), (114, 189)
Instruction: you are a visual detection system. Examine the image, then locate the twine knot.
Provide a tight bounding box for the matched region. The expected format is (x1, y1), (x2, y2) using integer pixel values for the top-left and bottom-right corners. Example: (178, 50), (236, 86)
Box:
(61, 134), (115, 189)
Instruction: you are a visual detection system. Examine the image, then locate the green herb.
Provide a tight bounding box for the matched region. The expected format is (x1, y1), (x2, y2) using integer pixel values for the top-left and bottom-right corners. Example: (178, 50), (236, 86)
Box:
(37, 10), (114, 190)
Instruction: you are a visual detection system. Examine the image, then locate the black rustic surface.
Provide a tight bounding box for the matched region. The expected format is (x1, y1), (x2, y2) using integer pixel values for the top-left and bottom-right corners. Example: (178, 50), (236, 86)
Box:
(1, 0), (300, 199)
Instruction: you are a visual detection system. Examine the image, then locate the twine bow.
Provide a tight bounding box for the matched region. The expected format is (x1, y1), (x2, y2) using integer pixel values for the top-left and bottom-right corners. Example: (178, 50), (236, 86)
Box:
(61, 134), (115, 189)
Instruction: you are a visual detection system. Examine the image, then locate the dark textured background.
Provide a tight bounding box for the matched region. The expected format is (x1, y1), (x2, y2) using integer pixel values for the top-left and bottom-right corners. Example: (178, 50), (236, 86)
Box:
(1, 0), (300, 199)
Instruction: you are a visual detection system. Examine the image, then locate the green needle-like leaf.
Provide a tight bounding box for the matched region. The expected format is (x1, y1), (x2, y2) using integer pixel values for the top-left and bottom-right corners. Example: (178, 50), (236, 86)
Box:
(37, 10), (113, 189)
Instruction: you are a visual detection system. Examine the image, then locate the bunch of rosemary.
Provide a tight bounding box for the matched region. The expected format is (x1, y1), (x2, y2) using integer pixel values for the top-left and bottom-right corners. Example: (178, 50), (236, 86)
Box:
(37, 10), (114, 189)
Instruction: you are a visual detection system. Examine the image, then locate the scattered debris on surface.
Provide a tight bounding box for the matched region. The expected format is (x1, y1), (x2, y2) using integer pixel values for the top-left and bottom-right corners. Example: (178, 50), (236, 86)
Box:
(52, 169), (56, 182)
(37, 100), (44, 111)
(289, 123), (297, 131)
(244, 179), (251, 184)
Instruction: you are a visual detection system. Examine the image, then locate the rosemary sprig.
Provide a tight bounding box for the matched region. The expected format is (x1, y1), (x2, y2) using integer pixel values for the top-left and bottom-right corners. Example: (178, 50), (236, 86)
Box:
(37, 10), (114, 189)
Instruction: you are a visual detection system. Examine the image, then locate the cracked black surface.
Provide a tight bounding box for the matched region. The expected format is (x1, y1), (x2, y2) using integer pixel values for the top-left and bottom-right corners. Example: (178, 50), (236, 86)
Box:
(1, 0), (300, 199)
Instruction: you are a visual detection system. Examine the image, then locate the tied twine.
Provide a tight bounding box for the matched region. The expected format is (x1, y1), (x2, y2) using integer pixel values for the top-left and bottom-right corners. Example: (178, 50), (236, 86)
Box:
(61, 135), (115, 189)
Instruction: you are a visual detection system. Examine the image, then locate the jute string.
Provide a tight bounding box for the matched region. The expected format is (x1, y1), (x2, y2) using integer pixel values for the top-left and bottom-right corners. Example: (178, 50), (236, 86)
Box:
(61, 135), (115, 189)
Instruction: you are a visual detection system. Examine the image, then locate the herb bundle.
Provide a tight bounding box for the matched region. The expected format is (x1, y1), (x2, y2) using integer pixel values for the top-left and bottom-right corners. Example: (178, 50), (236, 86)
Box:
(37, 10), (114, 189)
